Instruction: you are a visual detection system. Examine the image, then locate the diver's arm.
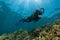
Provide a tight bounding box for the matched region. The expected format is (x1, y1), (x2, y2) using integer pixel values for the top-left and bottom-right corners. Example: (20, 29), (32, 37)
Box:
(38, 15), (42, 18)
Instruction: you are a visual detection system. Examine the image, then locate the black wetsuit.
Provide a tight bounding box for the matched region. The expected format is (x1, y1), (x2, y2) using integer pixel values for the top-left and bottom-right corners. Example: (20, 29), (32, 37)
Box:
(21, 10), (43, 22)
(16, 8), (44, 26)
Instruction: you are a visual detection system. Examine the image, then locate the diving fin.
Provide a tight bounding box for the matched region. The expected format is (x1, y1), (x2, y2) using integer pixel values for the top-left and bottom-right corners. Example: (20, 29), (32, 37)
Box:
(16, 21), (24, 26)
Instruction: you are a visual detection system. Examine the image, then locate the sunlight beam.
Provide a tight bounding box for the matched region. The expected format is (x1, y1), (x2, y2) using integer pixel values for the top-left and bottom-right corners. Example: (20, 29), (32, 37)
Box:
(35, 0), (42, 4)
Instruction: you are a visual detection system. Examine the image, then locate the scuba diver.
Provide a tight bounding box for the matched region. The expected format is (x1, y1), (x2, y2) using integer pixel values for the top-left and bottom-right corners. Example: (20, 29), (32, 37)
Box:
(16, 8), (44, 26)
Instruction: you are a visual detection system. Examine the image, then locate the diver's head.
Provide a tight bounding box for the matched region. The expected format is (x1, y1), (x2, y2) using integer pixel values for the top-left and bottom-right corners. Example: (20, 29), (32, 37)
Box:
(40, 8), (44, 13)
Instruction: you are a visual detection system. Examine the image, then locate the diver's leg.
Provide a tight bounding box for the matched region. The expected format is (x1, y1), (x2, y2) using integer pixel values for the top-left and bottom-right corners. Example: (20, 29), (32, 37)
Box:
(34, 17), (40, 22)
(23, 19), (31, 22)
(20, 19), (29, 22)
(20, 16), (32, 22)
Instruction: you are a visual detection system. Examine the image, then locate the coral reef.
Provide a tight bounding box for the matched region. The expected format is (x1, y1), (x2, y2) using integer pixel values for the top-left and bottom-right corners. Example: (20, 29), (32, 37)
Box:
(0, 20), (60, 40)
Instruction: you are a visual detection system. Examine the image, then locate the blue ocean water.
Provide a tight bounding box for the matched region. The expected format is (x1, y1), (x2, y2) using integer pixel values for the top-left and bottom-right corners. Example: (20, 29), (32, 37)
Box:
(0, 0), (60, 34)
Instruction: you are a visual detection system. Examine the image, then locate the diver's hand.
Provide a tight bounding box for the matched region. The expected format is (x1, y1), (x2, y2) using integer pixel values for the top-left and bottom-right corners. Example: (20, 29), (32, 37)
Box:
(38, 15), (42, 18)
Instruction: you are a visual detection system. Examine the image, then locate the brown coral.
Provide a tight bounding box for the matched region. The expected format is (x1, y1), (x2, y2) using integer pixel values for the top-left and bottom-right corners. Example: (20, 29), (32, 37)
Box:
(0, 20), (60, 40)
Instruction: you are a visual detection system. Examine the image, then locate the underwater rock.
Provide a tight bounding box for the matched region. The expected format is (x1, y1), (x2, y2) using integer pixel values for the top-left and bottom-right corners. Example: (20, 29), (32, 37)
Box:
(0, 20), (60, 40)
